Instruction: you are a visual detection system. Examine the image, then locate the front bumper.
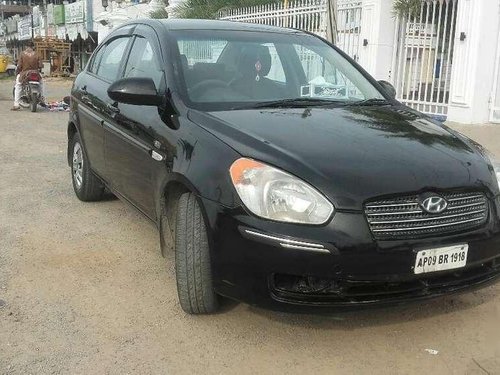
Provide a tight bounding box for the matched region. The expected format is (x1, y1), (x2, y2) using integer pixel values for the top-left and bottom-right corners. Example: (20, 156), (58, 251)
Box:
(202, 197), (500, 312)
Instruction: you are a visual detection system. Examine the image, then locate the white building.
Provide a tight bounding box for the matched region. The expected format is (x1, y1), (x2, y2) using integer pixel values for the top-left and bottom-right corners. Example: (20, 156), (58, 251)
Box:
(94, 0), (166, 40)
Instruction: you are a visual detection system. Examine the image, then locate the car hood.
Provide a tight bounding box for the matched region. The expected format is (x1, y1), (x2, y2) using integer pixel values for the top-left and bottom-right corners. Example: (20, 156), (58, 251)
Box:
(188, 105), (495, 210)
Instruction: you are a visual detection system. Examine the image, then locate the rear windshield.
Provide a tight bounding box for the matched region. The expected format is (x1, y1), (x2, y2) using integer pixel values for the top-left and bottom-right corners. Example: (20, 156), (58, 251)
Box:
(170, 30), (384, 111)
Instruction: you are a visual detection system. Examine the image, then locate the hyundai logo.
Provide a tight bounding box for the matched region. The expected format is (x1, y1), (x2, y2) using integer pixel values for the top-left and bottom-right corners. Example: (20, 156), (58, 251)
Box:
(420, 195), (448, 214)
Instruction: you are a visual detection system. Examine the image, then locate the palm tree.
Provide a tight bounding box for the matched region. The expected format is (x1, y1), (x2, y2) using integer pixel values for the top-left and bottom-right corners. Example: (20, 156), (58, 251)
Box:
(150, 0), (169, 19)
(172, 0), (280, 20)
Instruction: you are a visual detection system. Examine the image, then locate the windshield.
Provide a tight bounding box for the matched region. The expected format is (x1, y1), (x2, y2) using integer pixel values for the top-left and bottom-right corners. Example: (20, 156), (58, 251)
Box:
(171, 30), (385, 110)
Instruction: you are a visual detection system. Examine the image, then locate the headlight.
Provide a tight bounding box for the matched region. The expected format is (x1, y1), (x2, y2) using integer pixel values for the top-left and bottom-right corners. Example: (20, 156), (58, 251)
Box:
(468, 140), (500, 190)
(490, 156), (500, 190)
(229, 158), (334, 224)
(482, 149), (500, 190)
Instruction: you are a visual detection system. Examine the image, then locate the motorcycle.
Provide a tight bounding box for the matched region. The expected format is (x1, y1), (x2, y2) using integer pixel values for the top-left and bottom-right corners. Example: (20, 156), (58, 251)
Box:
(14, 70), (43, 112)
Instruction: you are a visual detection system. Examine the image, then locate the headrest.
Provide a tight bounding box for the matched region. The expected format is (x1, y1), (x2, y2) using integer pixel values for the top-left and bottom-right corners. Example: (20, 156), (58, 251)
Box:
(237, 45), (272, 79)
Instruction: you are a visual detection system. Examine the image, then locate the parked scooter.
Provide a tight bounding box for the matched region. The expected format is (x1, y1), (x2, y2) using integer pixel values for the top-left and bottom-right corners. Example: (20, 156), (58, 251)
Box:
(13, 70), (43, 112)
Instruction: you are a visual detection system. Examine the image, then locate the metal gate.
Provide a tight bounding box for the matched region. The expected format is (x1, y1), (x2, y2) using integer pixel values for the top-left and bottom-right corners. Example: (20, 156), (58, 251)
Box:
(490, 24), (500, 123)
(391, 0), (458, 117)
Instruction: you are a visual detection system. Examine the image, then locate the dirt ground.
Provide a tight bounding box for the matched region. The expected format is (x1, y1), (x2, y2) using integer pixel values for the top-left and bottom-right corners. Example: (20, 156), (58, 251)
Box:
(1, 78), (500, 374)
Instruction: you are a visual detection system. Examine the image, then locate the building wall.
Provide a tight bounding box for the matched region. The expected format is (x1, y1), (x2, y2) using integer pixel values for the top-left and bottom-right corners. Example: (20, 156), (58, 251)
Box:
(360, 0), (500, 125)
(447, 0), (500, 124)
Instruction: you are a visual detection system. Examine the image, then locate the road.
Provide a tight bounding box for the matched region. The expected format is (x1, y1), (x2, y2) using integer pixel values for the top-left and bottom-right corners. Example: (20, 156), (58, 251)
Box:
(1, 78), (499, 374)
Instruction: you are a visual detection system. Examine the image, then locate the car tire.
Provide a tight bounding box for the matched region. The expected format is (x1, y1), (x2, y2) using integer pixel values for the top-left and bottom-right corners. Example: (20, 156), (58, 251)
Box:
(70, 133), (104, 202)
(175, 192), (219, 314)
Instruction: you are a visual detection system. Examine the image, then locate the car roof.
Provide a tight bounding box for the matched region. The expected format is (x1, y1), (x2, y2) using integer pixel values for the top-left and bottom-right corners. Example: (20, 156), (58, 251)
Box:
(134, 18), (304, 34)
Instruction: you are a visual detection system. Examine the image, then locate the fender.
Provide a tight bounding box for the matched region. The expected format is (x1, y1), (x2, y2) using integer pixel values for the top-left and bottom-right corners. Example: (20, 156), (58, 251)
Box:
(153, 114), (243, 218)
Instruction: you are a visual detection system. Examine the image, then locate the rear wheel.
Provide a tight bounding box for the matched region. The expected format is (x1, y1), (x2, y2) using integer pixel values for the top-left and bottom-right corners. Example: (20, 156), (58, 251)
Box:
(174, 192), (219, 314)
(30, 93), (37, 112)
(70, 133), (104, 201)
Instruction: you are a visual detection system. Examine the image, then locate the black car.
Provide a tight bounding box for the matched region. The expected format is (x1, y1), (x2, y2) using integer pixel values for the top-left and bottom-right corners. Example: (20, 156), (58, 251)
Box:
(68, 19), (500, 314)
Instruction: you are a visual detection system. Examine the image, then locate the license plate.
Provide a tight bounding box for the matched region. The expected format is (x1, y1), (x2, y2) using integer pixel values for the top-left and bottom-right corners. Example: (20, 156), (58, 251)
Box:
(414, 244), (468, 275)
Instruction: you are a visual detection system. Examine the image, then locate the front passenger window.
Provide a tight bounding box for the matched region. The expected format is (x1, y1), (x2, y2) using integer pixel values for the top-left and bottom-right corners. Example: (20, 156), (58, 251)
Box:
(96, 37), (129, 82)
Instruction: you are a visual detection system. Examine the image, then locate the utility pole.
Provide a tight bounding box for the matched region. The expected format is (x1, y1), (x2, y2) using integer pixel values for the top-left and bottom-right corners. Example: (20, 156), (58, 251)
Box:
(326, 0), (337, 45)
(44, 0), (48, 37)
(28, 0), (34, 39)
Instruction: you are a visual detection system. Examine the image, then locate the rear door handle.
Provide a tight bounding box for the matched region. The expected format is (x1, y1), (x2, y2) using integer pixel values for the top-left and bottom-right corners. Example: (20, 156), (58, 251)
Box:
(151, 150), (164, 161)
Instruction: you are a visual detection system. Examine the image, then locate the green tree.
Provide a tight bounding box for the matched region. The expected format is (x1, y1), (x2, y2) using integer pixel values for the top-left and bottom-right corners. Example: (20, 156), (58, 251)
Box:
(173, 0), (280, 20)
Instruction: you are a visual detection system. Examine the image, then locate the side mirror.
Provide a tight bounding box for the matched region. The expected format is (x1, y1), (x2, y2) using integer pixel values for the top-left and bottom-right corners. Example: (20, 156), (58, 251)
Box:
(107, 77), (162, 106)
(377, 80), (397, 99)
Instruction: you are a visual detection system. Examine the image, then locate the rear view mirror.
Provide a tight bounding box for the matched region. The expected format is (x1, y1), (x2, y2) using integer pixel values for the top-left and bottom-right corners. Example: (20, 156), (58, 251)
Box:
(377, 80), (397, 99)
(108, 77), (162, 106)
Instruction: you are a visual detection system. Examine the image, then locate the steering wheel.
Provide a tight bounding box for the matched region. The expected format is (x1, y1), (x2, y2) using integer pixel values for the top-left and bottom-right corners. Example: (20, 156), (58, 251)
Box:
(189, 79), (229, 101)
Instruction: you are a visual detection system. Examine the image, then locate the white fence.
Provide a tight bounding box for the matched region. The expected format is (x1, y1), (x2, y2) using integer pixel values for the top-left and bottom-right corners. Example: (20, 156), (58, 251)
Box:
(336, 0), (362, 62)
(218, 0), (328, 36)
(218, 0), (362, 61)
(391, 0), (458, 116)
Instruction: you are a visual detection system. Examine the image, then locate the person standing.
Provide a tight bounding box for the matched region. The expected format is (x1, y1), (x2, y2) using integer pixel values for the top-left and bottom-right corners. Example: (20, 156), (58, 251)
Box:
(11, 40), (45, 111)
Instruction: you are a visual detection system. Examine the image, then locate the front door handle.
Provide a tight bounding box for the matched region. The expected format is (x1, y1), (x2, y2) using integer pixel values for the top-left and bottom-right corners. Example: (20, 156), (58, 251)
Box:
(107, 103), (120, 114)
(81, 85), (89, 102)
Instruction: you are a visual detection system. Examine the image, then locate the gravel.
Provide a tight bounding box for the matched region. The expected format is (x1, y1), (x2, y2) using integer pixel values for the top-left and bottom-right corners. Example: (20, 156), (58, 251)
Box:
(1, 79), (499, 374)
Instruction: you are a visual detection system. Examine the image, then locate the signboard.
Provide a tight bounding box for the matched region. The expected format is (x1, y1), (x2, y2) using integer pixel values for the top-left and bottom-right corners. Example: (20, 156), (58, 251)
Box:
(54, 5), (65, 25)
(32, 6), (40, 28)
(65, 1), (85, 24)
(6, 18), (18, 34)
(18, 16), (31, 41)
(47, 4), (54, 25)
(47, 25), (56, 37)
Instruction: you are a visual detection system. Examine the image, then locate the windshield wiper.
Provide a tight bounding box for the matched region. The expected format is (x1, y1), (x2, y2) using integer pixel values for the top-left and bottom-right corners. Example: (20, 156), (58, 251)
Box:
(344, 98), (391, 107)
(234, 98), (344, 110)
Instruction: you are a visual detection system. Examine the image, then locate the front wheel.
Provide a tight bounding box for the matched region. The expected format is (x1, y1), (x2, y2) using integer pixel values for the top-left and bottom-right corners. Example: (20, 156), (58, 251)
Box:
(30, 93), (37, 112)
(70, 133), (104, 201)
(174, 192), (219, 314)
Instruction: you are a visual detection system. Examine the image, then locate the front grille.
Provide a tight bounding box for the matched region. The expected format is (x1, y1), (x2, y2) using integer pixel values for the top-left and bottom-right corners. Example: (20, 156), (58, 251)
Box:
(365, 191), (489, 240)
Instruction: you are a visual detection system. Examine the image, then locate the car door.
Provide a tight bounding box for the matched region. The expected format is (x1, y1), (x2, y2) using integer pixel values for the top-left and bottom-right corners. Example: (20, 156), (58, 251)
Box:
(103, 26), (166, 219)
(73, 44), (108, 175)
(75, 33), (133, 179)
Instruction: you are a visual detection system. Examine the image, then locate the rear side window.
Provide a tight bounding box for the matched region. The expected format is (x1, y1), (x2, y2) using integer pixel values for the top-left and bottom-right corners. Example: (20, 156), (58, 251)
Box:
(96, 37), (129, 82)
(123, 37), (163, 88)
(88, 46), (106, 74)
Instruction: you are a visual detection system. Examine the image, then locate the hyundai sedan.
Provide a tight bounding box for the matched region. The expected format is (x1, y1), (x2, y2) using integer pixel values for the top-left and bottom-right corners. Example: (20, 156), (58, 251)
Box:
(68, 19), (500, 314)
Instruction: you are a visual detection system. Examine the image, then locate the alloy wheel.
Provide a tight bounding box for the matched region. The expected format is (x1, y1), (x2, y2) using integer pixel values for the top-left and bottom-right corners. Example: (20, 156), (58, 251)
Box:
(72, 142), (84, 189)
